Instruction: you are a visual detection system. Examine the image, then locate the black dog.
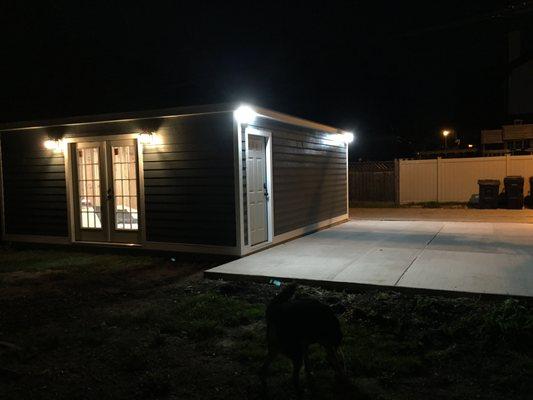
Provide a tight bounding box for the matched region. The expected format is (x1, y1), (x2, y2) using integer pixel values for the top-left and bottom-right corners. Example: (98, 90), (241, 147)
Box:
(261, 284), (346, 389)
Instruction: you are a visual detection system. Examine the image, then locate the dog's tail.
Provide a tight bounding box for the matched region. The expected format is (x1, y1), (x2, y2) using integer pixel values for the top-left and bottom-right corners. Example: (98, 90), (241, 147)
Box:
(270, 283), (297, 305)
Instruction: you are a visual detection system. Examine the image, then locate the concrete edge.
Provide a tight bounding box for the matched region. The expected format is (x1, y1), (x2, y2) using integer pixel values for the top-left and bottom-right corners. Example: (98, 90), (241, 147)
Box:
(203, 271), (533, 301)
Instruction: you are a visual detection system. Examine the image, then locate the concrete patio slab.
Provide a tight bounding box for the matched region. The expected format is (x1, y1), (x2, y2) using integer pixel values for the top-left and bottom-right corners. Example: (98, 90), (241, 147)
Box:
(330, 247), (420, 285)
(205, 219), (533, 297)
(398, 250), (533, 297)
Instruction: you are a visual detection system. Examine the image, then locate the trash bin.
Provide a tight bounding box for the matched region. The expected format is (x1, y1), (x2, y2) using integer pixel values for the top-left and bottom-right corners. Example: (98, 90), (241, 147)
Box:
(478, 179), (500, 209)
(504, 176), (524, 209)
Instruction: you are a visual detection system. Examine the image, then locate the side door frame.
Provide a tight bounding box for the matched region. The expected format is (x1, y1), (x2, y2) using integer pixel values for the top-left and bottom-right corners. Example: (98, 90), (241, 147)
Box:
(244, 126), (273, 249)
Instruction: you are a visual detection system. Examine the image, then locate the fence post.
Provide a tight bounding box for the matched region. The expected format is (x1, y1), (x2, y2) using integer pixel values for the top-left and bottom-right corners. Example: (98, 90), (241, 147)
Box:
(437, 157), (442, 202)
(394, 159), (400, 205)
(505, 153), (510, 176)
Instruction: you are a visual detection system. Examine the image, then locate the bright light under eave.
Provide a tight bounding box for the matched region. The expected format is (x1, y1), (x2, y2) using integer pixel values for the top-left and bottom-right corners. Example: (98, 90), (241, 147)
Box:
(343, 131), (355, 144)
(43, 139), (63, 152)
(234, 105), (257, 124)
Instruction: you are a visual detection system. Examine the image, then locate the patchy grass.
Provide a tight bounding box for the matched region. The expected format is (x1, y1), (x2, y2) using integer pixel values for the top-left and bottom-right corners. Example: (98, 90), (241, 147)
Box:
(0, 247), (532, 400)
(0, 246), (162, 274)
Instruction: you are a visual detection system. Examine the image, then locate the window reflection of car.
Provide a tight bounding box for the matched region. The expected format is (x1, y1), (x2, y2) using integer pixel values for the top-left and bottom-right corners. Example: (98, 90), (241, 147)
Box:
(80, 199), (102, 229)
(116, 205), (138, 230)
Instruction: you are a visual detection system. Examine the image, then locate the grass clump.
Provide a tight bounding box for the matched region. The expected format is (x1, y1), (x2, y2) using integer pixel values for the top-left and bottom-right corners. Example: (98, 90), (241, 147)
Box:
(0, 246), (162, 274)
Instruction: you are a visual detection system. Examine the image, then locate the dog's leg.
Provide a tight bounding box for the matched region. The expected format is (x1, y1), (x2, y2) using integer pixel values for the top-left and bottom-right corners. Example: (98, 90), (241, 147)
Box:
(260, 350), (277, 381)
(325, 345), (348, 383)
(291, 355), (303, 390)
(303, 346), (314, 382)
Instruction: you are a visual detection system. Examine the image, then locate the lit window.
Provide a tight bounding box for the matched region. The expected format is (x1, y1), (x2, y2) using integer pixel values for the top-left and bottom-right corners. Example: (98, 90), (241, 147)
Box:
(112, 145), (139, 231)
(77, 147), (102, 229)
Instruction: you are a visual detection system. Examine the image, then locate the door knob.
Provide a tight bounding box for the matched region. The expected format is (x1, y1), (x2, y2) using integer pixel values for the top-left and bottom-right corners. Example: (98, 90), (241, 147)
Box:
(263, 183), (269, 200)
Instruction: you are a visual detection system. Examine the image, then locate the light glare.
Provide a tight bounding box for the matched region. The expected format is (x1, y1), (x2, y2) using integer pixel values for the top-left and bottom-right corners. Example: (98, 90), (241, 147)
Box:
(44, 139), (63, 152)
(234, 105), (257, 124)
(138, 132), (162, 145)
(138, 132), (155, 145)
(343, 131), (355, 144)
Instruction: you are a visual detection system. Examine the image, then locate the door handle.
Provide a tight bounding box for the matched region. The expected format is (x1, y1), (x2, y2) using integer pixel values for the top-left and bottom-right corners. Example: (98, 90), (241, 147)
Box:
(107, 188), (114, 200)
(263, 183), (269, 200)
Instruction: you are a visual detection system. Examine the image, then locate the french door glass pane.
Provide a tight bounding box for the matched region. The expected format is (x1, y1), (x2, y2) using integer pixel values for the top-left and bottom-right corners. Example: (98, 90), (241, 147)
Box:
(112, 144), (139, 231)
(77, 147), (102, 229)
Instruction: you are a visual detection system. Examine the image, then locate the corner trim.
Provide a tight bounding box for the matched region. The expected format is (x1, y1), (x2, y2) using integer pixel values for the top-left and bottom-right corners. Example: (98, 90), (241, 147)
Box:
(345, 141), (349, 215)
(234, 119), (243, 255)
(0, 136), (5, 240)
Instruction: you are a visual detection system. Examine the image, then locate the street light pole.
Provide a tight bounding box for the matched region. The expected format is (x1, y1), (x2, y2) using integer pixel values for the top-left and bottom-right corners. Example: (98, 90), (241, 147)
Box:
(442, 130), (450, 157)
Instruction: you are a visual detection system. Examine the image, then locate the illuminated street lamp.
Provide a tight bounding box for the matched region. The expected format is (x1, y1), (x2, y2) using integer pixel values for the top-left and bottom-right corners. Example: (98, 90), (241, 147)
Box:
(442, 129), (451, 156)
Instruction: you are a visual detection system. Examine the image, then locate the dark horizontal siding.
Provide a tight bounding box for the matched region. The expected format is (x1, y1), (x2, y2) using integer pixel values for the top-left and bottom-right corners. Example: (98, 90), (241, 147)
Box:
(252, 118), (347, 236)
(1, 112), (237, 247)
(1, 132), (68, 236)
(143, 112), (236, 246)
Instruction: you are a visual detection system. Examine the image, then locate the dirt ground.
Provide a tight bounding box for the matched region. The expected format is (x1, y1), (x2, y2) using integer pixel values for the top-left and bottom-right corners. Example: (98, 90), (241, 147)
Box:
(0, 245), (532, 400)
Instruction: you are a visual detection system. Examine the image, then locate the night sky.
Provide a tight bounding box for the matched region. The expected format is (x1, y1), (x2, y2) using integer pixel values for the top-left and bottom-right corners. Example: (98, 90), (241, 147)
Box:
(1, 1), (530, 159)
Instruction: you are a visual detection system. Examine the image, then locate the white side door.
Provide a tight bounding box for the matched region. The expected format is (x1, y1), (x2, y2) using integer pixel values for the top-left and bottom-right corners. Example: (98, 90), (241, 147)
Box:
(247, 135), (268, 245)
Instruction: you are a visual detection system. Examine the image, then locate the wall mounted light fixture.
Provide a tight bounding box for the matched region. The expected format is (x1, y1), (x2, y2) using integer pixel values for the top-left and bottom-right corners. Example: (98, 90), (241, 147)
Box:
(234, 105), (258, 125)
(343, 131), (355, 144)
(43, 138), (63, 152)
(138, 132), (157, 145)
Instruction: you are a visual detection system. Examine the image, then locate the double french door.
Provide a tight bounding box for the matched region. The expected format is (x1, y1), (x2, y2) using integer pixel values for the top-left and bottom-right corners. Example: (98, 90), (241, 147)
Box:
(71, 139), (141, 243)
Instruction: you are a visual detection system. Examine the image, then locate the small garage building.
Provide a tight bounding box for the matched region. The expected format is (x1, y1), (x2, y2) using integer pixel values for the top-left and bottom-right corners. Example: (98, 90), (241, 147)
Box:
(0, 104), (350, 256)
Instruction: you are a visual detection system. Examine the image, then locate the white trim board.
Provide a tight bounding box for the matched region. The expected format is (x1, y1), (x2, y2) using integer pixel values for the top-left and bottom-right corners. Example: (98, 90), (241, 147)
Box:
(0, 136), (5, 239)
(144, 241), (240, 256)
(345, 141), (350, 215)
(254, 106), (343, 135)
(0, 104), (344, 137)
(234, 119), (244, 255)
(2, 233), (240, 256)
(2, 216), (348, 256)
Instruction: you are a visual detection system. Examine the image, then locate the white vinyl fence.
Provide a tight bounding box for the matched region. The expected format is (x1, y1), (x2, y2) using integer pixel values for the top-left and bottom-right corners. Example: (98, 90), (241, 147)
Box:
(399, 155), (533, 204)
